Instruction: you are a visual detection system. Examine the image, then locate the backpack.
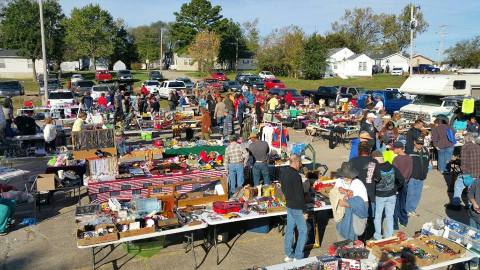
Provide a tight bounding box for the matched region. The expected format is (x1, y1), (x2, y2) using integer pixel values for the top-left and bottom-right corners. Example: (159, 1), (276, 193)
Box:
(446, 128), (457, 144)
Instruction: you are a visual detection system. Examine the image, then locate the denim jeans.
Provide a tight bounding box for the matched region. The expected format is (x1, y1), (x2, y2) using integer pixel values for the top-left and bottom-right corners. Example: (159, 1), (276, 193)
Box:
(406, 178), (424, 213)
(252, 162), (270, 186)
(284, 208), (308, 259)
(228, 163), (244, 195)
(374, 195), (396, 240)
(469, 217), (480, 266)
(394, 186), (408, 228)
(437, 146), (454, 173)
(453, 176), (466, 206)
(216, 116), (224, 127)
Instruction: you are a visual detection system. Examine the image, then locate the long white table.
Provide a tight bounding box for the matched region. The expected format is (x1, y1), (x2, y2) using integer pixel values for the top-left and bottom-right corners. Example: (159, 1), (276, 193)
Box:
(419, 250), (478, 270)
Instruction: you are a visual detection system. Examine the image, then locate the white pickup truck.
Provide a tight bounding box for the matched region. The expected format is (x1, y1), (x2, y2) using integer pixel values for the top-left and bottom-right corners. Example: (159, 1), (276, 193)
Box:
(157, 80), (187, 99)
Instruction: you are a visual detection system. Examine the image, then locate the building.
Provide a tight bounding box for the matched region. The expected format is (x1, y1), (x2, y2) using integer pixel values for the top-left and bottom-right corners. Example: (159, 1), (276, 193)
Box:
(410, 54), (434, 67)
(325, 47), (373, 78)
(0, 48), (44, 79)
(170, 53), (256, 71)
(372, 52), (410, 73)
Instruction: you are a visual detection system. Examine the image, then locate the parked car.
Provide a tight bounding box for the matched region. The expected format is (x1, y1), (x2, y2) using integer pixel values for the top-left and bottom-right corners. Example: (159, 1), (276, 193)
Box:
(95, 70), (112, 82)
(47, 90), (76, 107)
(70, 74), (84, 83)
(259, 71), (275, 79)
(72, 80), (94, 96)
(117, 70), (133, 81)
(39, 78), (62, 95)
(357, 90), (411, 114)
(301, 86), (338, 107)
(339, 86), (365, 99)
(391, 67), (403, 76)
(412, 64), (440, 74)
(204, 78), (223, 90)
(235, 72), (253, 84)
(222, 80), (242, 92)
(211, 72), (228, 81)
(245, 76), (264, 91)
(158, 80), (187, 99)
(175, 77), (194, 89)
(264, 78), (286, 90)
(149, 70), (166, 82)
(268, 88), (304, 104)
(142, 80), (161, 94)
(91, 84), (111, 100)
(0, 80), (24, 97)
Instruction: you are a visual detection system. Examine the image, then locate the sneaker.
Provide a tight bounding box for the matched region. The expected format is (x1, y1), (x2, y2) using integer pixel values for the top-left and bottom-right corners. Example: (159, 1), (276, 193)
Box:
(0, 232), (7, 236)
(408, 212), (419, 217)
(284, 257), (294, 263)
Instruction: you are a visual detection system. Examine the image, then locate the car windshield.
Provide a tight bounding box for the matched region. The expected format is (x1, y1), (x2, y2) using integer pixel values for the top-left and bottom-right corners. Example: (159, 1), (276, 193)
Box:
(320, 87), (337, 94)
(93, 86), (109, 92)
(263, 72), (272, 75)
(78, 81), (94, 87)
(286, 89), (300, 96)
(206, 79), (217, 83)
(146, 81), (159, 86)
(215, 73), (224, 76)
(228, 81), (237, 85)
(150, 71), (160, 76)
(118, 70), (130, 75)
(271, 79), (281, 83)
(412, 95), (443, 106)
(72, 75), (82, 78)
(0, 81), (20, 89)
(177, 78), (192, 83)
(169, 82), (185, 88)
(49, 92), (73, 99)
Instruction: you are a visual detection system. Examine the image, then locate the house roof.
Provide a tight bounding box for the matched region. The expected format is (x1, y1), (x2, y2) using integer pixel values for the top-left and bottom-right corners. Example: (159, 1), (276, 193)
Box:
(0, 48), (21, 58)
(370, 52), (409, 60)
(412, 54), (434, 62)
(327, 47), (347, 57)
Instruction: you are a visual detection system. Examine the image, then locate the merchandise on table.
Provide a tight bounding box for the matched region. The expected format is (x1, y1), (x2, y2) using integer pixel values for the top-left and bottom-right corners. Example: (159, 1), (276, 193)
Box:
(71, 129), (115, 151)
(422, 217), (480, 253)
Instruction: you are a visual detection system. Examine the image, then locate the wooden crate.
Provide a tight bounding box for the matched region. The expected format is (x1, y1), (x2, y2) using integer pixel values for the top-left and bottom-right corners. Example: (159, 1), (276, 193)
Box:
(77, 225), (119, 247)
(177, 194), (228, 207)
(266, 206), (286, 213)
(119, 226), (156, 239)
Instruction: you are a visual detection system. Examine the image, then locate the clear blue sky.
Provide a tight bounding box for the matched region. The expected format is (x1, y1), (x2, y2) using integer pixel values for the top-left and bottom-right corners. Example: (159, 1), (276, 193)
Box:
(59, 0), (480, 60)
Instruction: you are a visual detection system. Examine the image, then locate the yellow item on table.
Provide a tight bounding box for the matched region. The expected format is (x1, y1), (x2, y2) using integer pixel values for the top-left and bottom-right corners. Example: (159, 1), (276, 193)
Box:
(383, 150), (397, 164)
(462, 98), (475, 114)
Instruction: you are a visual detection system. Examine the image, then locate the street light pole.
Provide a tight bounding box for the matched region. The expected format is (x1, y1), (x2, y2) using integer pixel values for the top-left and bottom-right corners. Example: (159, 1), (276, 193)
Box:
(409, 4), (414, 76)
(235, 38), (238, 73)
(39, 0), (48, 103)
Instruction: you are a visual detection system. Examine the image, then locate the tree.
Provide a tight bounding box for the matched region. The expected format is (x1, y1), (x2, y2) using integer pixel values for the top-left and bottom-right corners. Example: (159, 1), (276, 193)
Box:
(0, 0), (65, 79)
(302, 34), (328, 79)
(281, 26), (304, 78)
(446, 36), (480, 68)
(110, 20), (137, 69)
(188, 31), (220, 73)
(396, 4), (428, 52)
(132, 26), (159, 68)
(216, 19), (245, 68)
(63, 4), (116, 70)
(242, 18), (260, 54)
(170, 0), (224, 53)
(331, 7), (382, 53)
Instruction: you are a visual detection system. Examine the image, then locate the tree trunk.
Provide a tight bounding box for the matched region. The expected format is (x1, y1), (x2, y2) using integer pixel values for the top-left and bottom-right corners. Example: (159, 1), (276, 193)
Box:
(31, 58), (37, 81)
(92, 56), (96, 71)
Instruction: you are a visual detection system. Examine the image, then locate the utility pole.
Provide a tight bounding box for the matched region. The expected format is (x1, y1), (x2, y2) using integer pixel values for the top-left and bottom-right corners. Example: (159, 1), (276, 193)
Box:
(39, 0), (48, 103)
(409, 4), (415, 76)
(160, 29), (163, 70)
(437, 25), (447, 66)
(235, 38), (239, 73)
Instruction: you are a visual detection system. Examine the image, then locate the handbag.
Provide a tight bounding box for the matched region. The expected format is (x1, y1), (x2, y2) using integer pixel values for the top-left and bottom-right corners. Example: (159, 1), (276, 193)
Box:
(212, 201), (242, 214)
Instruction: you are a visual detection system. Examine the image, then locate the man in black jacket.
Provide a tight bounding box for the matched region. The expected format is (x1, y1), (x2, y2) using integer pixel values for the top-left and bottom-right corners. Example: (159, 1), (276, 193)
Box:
(279, 155), (308, 262)
(405, 120), (424, 154)
(406, 137), (430, 216)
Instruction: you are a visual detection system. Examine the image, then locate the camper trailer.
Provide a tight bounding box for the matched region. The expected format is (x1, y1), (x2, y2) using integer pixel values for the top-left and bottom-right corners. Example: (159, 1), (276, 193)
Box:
(399, 73), (480, 123)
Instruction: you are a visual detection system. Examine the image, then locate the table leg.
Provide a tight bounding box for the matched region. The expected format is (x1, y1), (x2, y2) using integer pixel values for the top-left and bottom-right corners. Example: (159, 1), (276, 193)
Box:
(91, 247), (96, 270)
(191, 232), (197, 270)
(214, 225), (219, 265)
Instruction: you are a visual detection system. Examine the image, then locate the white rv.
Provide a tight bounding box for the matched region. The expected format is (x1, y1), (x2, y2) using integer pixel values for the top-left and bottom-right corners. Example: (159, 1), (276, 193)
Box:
(399, 73), (480, 123)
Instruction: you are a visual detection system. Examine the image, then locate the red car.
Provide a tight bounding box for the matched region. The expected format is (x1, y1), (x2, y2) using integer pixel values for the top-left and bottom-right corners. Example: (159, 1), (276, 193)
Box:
(95, 70), (112, 82)
(205, 78), (222, 90)
(210, 72), (228, 81)
(264, 78), (286, 90)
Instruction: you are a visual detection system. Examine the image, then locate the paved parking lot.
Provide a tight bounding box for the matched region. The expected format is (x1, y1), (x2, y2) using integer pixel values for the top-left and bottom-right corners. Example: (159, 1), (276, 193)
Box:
(0, 129), (467, 270)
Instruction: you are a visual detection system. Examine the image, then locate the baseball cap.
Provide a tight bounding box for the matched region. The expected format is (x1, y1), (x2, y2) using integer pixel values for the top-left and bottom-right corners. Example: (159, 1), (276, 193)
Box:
(359, 131), (373, 140)
(367, 113), (376, 118)
(415, 137), (425, 145)
(392, 141), (404, 149)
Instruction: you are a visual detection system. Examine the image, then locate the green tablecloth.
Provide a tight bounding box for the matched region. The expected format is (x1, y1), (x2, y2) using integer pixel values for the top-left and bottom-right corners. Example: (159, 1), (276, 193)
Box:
(163, 145), (226, 156)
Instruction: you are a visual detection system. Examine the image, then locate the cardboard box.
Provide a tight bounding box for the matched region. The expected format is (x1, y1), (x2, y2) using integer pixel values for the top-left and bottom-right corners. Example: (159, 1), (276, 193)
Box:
(36, 174), (56, 191)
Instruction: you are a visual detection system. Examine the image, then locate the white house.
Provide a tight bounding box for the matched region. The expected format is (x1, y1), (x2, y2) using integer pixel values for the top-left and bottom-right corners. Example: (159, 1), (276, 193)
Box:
(325, 47), (373, 78)
(170, 53), (256, 71)
(0, 48), (44, 78)
(372, 52), (410, 73)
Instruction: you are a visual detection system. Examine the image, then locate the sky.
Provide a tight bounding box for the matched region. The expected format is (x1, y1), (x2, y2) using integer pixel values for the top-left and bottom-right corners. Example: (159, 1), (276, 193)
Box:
(59, 0), (480, 61)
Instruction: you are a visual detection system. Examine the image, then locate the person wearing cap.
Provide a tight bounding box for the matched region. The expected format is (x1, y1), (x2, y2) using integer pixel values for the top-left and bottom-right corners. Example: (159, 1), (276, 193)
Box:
(405, 119), (424, 154)
(334, 162), (369, 240)
(248, 132), (270, 186)
(280, 155), (308, 262)
(392, 141), (413, 229)
(371, 151), (405, 240)
(360, 112), (376, 147)
(224, 135), (249, 196)
(446, 133), (480, 211)
(349, 142), (378, 213)
(406, 137), (430, 216)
